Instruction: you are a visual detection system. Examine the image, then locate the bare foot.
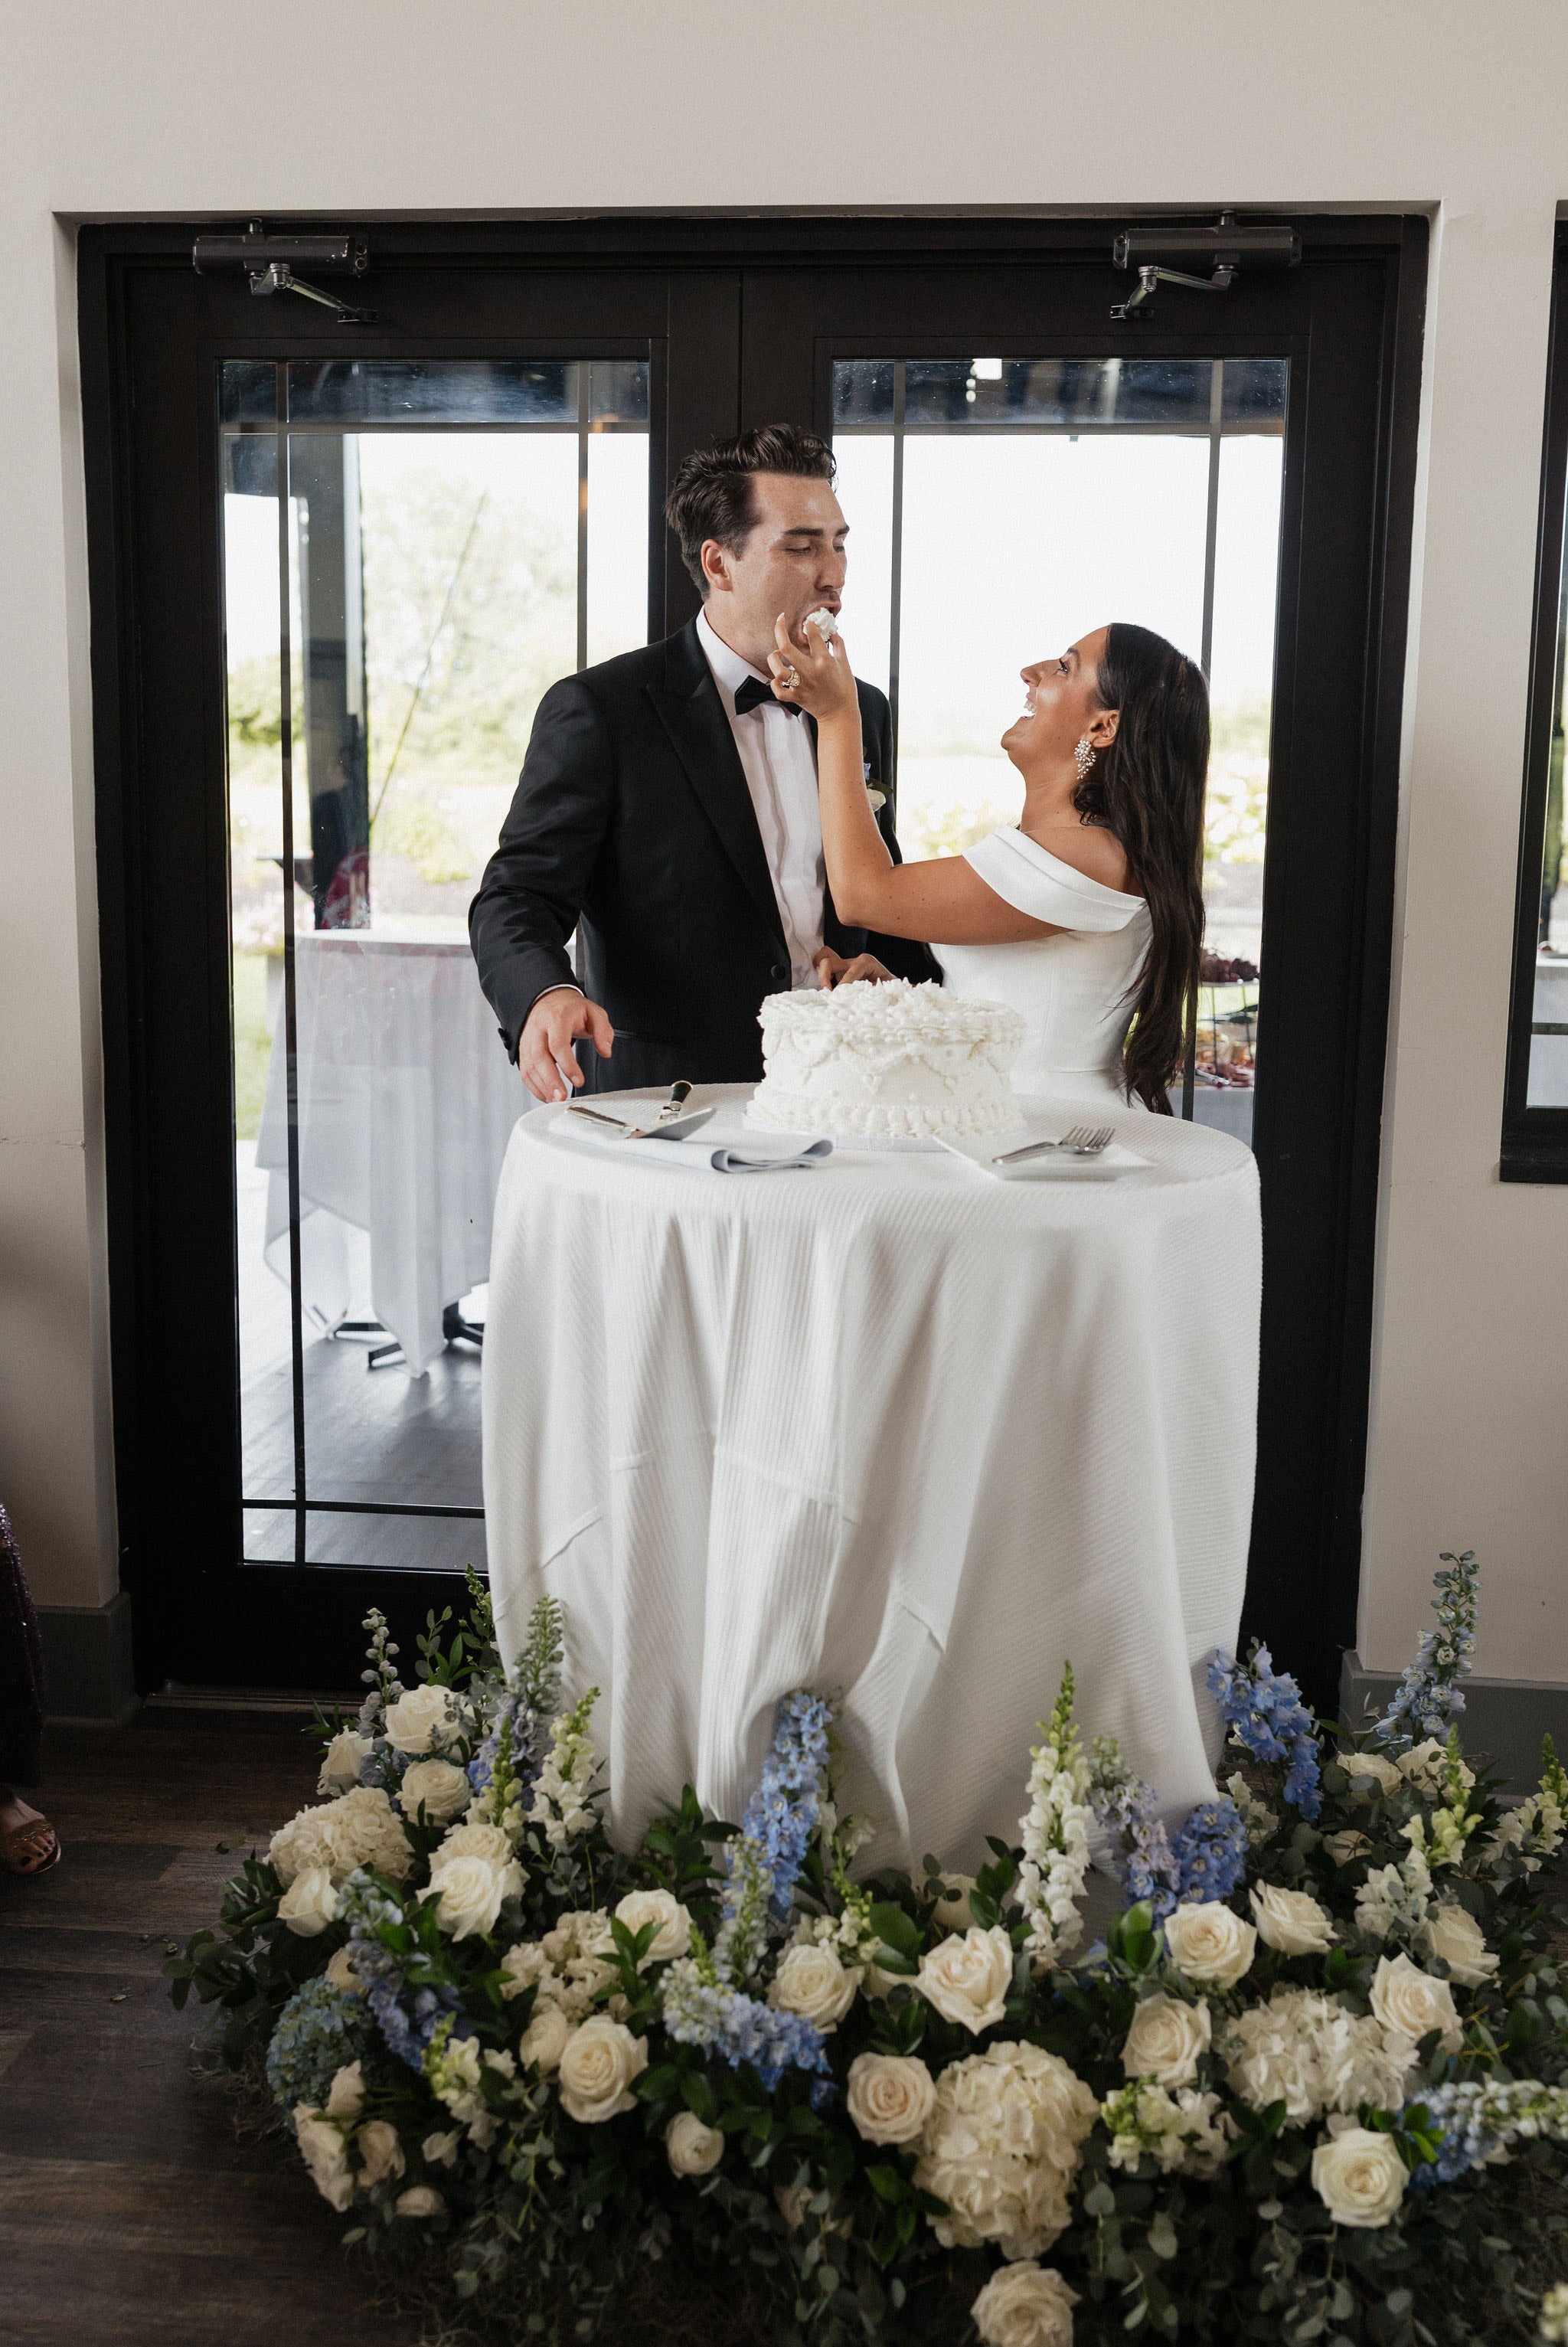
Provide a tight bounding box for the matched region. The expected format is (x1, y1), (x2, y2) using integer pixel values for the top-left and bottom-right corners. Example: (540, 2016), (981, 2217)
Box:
(0, 1783), (59, 1875)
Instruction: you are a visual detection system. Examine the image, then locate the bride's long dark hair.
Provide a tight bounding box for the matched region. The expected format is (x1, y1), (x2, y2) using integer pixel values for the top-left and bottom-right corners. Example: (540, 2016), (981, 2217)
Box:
(1073, 623), (1209, 1113)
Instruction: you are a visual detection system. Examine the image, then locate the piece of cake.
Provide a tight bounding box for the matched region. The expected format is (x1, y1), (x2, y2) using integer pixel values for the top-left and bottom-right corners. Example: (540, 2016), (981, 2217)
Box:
(750, 979), (1025, 1139)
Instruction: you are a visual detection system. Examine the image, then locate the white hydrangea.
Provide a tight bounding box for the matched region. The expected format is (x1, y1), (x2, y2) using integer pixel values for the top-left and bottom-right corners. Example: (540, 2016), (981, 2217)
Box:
(1220, 1987), (1416, 2124)
(1101, 2080), (1236, 2179)
(269, 1785), (413, 1888)
(913, 2041), (1098, 2260)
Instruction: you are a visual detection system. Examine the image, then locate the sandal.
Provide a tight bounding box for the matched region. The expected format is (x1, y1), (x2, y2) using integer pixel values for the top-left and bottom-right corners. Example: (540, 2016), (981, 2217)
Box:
(0, 1815), (61, 1875)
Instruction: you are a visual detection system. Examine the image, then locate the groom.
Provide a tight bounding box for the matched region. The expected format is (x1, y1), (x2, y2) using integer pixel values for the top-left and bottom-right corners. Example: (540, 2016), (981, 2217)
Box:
(469, 423), (936, 1101)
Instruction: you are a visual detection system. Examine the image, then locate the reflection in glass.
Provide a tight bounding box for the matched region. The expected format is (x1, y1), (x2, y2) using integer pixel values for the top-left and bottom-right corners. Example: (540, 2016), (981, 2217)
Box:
(222, 359), (650, 1567)
(831, 355), (1287, 1141)
(1526, 515), (1568, 1107)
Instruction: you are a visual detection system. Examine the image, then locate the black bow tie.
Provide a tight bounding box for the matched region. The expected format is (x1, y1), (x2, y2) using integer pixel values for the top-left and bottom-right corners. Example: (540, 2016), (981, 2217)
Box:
(732, 675), (802, 718)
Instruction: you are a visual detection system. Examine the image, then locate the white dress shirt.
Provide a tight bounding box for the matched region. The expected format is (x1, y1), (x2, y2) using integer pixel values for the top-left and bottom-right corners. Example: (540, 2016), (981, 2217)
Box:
(696, 608), (826, 988)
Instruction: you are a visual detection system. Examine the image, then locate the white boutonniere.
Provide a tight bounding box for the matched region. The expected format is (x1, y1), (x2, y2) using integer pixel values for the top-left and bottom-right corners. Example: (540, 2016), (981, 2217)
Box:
(864, 761), (886, 812)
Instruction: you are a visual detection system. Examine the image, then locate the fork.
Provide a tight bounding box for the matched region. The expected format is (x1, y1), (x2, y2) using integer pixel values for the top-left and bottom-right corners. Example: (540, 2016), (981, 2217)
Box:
(994, 1123), (1115, 1165)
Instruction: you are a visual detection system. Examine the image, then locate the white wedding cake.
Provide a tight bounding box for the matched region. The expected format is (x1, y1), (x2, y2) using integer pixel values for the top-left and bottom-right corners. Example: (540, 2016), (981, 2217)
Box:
(750, 979), (1025, 1139)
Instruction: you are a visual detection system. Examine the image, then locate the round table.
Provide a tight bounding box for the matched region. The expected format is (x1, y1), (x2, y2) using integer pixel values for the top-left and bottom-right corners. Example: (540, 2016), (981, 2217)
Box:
(482, 1084), (1261, 1872)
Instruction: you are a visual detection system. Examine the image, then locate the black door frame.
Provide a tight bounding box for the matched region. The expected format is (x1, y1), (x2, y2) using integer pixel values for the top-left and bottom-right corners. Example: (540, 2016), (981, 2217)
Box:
(79, 213), (1426, 1710)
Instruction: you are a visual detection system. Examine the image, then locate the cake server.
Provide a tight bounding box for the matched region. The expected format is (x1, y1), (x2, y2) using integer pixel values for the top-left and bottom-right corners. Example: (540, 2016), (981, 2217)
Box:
(567, 1083), (714, 1142)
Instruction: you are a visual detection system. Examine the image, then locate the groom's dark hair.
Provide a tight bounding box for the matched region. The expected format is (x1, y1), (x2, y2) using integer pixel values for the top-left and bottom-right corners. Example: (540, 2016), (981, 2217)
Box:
(665, 424), (836, 593)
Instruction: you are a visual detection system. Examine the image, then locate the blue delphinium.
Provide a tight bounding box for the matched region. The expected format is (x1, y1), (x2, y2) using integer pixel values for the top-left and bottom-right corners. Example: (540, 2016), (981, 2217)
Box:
(1171, 1795), (1250, 1904)
(1207, 1644), (1322, 1819)
(265, 1976), (376, 2127)
(661, 1962), (834, 2101)
(737, 1691), (833, 1923)
(341, 1872), (459, 2074)
(1404, 2078), (1568, 2191)
(1089, 1738), (1181, 1920)
(468, 1685), (537, 1800)
(1375, 1550), (1480, 1751)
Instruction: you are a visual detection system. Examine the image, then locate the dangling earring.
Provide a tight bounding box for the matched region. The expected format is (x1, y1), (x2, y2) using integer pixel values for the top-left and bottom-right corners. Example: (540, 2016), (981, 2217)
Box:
(1073, 736), (1097, 783)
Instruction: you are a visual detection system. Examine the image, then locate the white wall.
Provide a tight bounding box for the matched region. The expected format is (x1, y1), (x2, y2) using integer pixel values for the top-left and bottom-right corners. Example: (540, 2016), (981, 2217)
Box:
(1, 0), (1563, 1670)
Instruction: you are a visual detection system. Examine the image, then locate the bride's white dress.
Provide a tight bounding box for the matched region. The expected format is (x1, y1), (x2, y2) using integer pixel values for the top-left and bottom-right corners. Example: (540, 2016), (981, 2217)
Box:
(936, 825), (1153, 1103)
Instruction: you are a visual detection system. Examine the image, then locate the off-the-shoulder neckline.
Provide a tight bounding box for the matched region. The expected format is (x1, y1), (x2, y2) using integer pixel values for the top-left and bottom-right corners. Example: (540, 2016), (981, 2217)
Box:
(996, 825), (1145, 906)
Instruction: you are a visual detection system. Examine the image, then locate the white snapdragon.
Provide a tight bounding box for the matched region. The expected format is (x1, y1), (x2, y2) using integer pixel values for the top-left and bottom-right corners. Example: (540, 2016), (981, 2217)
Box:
(1014, 1667), (1094, 1970)
(1224, 1771), (1279, 1848)
(526, 1691), (600, 1849)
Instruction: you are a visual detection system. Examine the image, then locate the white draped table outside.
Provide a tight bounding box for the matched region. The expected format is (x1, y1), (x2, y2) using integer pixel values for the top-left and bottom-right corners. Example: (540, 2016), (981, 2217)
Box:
(483, 1084), (1262, 1873)
(255, 928), (522, 1375)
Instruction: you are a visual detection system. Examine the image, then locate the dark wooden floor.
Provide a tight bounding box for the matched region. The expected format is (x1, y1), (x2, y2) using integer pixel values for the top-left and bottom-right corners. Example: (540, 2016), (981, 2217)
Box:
(0, 1711), (427, 2347)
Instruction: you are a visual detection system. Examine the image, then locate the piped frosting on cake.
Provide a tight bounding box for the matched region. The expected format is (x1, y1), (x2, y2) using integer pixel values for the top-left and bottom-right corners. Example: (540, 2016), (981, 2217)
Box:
(750, 979), (1025, 1139)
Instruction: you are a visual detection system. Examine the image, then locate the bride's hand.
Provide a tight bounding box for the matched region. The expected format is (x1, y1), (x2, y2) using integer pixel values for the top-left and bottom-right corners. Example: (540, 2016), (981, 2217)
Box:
(768, 613), (858, 722)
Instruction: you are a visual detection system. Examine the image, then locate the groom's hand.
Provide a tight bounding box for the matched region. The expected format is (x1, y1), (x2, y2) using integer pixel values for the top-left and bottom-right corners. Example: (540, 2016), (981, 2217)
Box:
(814, 949), (895, 989)
(519, 986), (615, 1103)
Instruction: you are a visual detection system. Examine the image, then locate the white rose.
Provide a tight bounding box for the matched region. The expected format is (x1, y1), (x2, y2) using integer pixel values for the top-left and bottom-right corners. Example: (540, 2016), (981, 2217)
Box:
(317, 1728), (371, 1795)
(916, 1927), (1015, 2034)
(557, 2015), (649, 2123)
(769, 1941), (861, 2032)
(396, 2185), (446, 2218)
(277, 1866), (339, 1937)
(1250, 1884), (1337, 1957)
(421, 2129), (462, 2168)
(1120, 1994), (1212, 2089)
(423, 1835), (524, 1941)
(1341, 1750), (1403, 1800)
(1162, 1901), (1257, 1989)
(355, 2119), (406, 2186)
(665, 2110), (725, 2175)
(518, 2002), (573, 2073)
(846, 2053), (936, 2146)
(382, 1684), (459, 1754)
(1420, 1904), (1500, 1989)
(1321, 1830), (1371, 1865)
(932, 1873), (979, 1933)
(294, 2109), (356, 2211)
(613, 1888), (692, 1966)
(1397, 1737), (1475, 1794)
(397, 1758), (472, 1824)
(971, 2261), (1080, 2347)
(1368, 1953), (1463, 2052)
(325, 2061), (365, 2121)
(324, 1944), (364, 1995)
(1311, 2126), (1408, 2227)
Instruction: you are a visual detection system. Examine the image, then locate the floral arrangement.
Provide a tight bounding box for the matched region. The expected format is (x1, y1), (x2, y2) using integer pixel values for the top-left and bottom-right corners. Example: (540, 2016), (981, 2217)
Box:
(170, 1553), (1568, 2346)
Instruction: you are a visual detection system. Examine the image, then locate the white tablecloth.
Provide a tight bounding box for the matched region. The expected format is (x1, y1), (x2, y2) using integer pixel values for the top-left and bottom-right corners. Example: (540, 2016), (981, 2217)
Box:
(255, 930), (522, 1374)
(483, 1085), (1261, 1871)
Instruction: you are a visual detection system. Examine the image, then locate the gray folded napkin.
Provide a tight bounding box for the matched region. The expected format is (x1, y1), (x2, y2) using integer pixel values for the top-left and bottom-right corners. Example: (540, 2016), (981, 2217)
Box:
(551, 1110), (832, 1173)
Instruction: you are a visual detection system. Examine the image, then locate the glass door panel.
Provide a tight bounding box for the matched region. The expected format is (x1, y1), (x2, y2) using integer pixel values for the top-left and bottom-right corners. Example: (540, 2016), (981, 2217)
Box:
(220, 358), (650, 1574)
(832, 356), (1285, 1144)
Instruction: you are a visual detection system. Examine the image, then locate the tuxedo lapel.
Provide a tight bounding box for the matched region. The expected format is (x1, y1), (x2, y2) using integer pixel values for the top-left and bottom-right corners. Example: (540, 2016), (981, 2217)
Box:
(648, 623), (786, 949)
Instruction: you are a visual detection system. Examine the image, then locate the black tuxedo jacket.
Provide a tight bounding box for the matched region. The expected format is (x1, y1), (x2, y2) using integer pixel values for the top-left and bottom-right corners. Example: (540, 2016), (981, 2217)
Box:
(469, 618), (937, 1091)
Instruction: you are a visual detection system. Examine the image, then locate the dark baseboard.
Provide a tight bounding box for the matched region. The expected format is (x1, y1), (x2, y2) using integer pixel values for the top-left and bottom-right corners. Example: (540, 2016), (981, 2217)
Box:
(1340, 1649), (1568, 1797)
(38, 1591), (139, 1725)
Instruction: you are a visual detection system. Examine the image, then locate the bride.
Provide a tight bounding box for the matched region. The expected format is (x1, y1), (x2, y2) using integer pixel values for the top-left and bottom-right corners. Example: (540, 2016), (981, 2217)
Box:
(770, 617), (1210, 1110)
